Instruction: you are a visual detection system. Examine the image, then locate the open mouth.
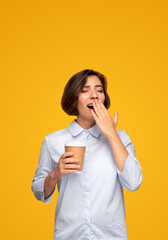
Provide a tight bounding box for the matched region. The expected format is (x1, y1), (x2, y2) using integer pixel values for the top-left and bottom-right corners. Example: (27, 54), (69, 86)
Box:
(87, 104), (94, 110)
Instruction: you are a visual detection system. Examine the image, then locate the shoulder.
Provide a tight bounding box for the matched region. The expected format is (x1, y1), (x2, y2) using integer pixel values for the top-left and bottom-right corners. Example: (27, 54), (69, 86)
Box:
(46, 128), (68, 138)
(43, 128), (69, 149)
(45, 128), (69, 143)
(42, 128), (70, 156)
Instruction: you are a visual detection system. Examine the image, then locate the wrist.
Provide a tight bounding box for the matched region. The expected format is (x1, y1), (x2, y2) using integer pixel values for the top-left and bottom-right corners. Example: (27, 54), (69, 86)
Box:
(107, 129), (118, 141)
(50, 168), (60, 182)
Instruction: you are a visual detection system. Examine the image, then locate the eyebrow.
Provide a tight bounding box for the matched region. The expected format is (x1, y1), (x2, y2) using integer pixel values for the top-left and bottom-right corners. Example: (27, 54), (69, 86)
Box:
(83, 85), (103, 88)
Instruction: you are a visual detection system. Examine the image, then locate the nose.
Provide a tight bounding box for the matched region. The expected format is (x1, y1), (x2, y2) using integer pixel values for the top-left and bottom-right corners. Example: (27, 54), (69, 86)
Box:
(90, 88), (98, 99)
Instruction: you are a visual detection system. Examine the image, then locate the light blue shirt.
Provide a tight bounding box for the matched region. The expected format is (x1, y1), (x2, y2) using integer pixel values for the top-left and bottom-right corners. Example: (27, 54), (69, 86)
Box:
(31, 120), (142, 240)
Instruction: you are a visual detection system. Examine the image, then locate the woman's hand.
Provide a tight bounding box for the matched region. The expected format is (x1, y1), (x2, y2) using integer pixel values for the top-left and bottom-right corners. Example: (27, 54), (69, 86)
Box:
(91, 99), (118, 139)
(44, 152), (80, 199)
(54, 152), (80, 179)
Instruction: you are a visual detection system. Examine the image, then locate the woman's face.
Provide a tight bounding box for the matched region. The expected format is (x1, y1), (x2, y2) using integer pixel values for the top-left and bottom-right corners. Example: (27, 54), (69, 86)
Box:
(76, 75), (105, 128)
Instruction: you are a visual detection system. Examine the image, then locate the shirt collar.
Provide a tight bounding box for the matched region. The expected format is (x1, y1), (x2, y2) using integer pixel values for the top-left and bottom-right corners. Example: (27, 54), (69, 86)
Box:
(68, 119), (101, 138)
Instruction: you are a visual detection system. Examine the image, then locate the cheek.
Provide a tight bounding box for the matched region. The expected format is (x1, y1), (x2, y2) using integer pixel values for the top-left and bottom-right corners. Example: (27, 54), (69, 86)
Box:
(77, 95), (85, 111)
(101, 94), (105, 103)
(78, 94), (88, 104)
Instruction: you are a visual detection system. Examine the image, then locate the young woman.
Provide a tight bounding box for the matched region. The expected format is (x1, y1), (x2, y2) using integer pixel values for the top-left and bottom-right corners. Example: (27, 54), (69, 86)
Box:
(32, 69), (142, 240)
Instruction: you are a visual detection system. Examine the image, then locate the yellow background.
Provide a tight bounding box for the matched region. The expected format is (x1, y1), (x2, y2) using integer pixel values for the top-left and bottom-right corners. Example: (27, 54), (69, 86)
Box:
(1, 0), (168, 239)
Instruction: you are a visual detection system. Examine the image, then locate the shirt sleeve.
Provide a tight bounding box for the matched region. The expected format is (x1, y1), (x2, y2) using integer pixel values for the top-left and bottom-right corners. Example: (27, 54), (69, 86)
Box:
(116, 131), (143, 191)
(31, 137), (56, 203)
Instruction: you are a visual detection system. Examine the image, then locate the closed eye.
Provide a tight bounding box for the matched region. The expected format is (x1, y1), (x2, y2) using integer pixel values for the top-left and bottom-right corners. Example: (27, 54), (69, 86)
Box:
(81, 90), (103, 93)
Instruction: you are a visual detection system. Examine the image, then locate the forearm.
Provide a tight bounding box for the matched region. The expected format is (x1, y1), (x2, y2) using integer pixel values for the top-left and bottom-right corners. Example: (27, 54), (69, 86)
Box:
(107, 130), (129, 172)
(44, 169), (59, 200)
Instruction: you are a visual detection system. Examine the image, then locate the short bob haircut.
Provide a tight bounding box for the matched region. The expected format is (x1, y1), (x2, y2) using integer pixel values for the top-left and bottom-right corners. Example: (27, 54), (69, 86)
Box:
(61, 69), (110, 116)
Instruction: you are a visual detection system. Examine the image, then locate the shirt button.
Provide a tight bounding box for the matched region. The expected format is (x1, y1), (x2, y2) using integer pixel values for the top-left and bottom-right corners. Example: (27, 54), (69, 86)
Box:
(83, 130), (89, 140)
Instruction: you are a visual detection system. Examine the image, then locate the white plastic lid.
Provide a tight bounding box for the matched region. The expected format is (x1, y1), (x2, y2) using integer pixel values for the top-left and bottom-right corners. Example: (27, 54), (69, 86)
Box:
(64, 141), (86, 147)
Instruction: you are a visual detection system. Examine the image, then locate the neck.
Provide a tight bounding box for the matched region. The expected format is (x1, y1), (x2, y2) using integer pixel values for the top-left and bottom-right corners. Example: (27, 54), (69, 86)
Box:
(75, 117), (96, 129)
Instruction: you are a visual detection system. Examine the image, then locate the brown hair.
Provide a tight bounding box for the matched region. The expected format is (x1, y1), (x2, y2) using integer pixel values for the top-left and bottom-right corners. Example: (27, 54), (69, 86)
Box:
(61, 69), (110, 116)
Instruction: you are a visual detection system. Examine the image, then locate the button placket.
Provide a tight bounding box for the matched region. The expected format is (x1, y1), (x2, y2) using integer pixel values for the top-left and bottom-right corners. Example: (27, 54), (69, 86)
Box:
(82, 130), (92, 239)
(82, 130), (89, 152)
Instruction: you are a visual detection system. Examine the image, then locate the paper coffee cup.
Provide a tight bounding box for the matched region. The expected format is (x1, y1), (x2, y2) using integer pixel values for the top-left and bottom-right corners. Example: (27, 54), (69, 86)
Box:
(64, 141), (86, 173)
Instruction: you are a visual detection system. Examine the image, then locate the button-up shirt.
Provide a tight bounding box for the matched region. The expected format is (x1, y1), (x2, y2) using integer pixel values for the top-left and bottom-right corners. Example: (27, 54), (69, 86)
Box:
(31, 120), (142, 240)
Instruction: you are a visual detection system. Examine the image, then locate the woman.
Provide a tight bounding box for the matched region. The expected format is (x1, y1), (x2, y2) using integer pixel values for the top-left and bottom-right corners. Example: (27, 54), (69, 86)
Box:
(31, 69), (142, 240)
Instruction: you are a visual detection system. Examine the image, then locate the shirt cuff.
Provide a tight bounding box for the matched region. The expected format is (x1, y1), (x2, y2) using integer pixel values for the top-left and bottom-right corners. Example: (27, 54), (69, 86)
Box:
(32, 177), (54, 204)
(116, 153), (142, 191)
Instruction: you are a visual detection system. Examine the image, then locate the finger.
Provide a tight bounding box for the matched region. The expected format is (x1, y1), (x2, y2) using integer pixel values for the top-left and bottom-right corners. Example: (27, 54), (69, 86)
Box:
(113, 112), (118, 126)
(61, 151), (74, 159)
(97, 100), (109, 116)
(91, 108), (99, 121)
(64, 169), (79, 174)
(93, 100), (102, 117)
(64, 164), (80, 169)
(63, 158), (79, 164)
(94, 99), (108, 117)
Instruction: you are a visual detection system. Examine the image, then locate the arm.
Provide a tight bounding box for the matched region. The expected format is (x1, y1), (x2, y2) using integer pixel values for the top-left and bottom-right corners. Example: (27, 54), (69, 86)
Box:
(31, 138), (56, 203)
(106, 130), (128, 172)
(91, 99), (127, 172)
(44, 169), (59, 200)
(91, 99), (142, 191)
(31, 138), (80, 202)
(44, 152), (80, 199)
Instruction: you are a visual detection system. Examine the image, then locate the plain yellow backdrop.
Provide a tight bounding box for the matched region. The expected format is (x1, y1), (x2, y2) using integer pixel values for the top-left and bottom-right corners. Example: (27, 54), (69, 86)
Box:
(1, 0), (168, 239)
